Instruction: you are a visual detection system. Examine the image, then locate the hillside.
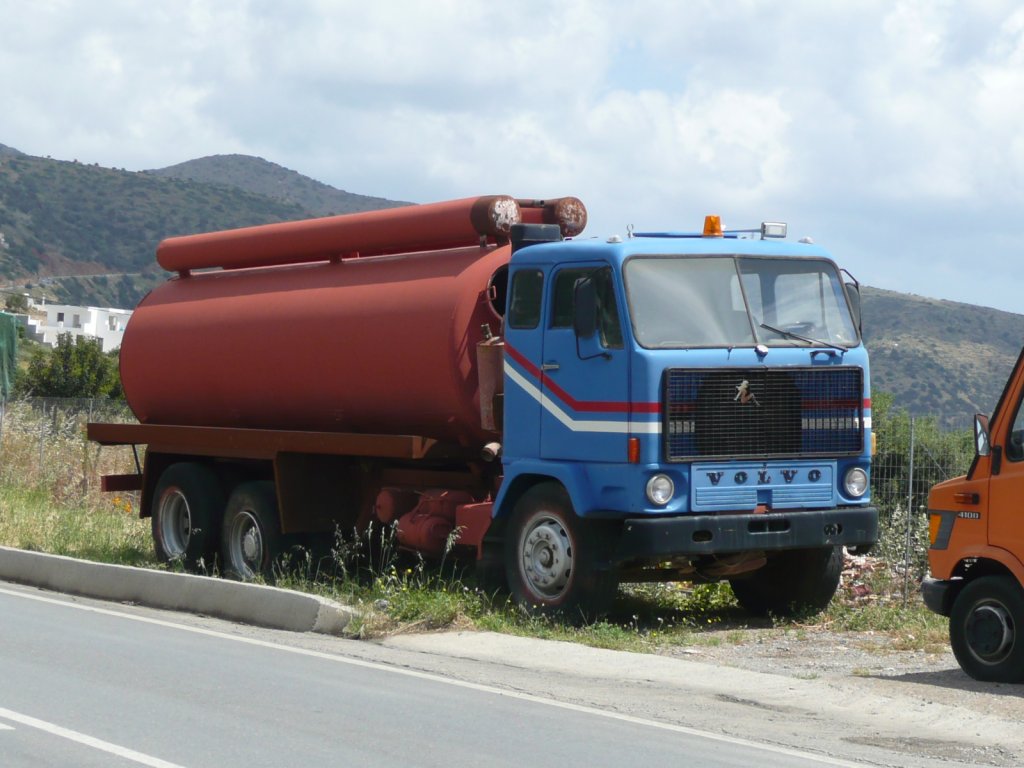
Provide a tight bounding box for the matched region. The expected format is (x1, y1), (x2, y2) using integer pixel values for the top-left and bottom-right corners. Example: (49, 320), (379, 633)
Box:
(146, 155), (411, 216)
(0, 153), (308, 281)
(861, 287), (1024, 424)
(0, 151), (410, 307)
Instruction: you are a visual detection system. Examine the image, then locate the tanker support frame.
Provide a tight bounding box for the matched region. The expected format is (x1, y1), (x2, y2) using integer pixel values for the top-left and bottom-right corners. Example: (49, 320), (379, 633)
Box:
(87, 420), (503, 584)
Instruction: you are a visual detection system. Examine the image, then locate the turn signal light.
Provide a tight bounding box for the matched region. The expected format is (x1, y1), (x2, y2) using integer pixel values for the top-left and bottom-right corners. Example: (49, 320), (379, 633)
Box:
(628, 437), (640, 463)
(928, 514), (941, 546)
(703, 215), (723, 237)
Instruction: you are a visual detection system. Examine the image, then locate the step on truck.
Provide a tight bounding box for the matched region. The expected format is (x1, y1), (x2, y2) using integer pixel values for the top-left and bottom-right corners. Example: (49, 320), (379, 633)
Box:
(89, 195), (878, 617)
(924, 347), (1024, 681)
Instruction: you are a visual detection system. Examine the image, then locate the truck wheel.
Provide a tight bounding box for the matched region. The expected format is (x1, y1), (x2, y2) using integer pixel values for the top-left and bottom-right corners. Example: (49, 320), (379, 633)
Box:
(729, 546), (842, 617)
(950, 576), (1024, 683)
(152, 462), (224, 572)
(221, 482), (284, 581)
(504, 483), (617, 620)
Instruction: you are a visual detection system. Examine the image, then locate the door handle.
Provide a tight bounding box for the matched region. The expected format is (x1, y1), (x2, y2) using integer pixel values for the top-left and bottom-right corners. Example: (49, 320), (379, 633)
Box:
(541, 362), (560, 371)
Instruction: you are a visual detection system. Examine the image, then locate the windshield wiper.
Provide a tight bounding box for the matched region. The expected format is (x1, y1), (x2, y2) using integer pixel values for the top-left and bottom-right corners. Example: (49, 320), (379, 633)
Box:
(759, 322), (849, 353)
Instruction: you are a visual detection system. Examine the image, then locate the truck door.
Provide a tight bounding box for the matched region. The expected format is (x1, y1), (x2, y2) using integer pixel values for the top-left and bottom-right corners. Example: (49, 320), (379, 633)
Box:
(988, 383), (1024, 559)
(540, 264), (630, 462)
(503, 266), (546, 460)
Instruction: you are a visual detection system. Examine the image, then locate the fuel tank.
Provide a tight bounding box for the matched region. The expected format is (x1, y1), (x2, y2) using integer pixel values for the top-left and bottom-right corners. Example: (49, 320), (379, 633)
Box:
(121, 196), (585, 447)
(121, 244), (509, 446)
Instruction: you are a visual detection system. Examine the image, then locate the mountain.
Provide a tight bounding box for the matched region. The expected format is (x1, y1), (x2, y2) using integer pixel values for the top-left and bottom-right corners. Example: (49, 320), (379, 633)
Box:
(0, 153), (309, 279)
(0, 152), (410, 308)
(860, 287), (1024, 424)
(145, 155), (411, 216)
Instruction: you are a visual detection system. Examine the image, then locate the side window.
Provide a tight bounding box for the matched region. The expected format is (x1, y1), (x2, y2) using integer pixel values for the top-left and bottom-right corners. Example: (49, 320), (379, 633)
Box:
(1007, 400), (1024, 462)
(550, 266), (623, 350)
(508, 269), (543, 329)
(551, 268), (592, 328)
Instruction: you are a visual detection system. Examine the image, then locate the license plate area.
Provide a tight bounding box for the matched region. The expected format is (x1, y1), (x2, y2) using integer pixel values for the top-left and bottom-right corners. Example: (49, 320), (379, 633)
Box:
(691, 461), (834, 512)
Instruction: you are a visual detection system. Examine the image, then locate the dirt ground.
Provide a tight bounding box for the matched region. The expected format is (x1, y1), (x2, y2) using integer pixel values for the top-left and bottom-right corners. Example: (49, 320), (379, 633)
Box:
(661, 621), (1024, 766)
(636, 551), (1024, 766)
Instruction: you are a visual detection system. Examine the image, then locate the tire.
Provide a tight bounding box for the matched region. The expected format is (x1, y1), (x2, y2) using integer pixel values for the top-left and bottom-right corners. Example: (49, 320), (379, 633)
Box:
(220, 482), (285, 581)
(504, 483), (618, 620)
(730, 546), (842, 617)
(949, 576), (1024, 683)
(151, 462), (224, 572)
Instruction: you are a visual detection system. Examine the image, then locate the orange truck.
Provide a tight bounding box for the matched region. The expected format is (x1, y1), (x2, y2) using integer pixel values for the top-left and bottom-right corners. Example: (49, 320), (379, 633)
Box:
(924, 348), (1024, 682)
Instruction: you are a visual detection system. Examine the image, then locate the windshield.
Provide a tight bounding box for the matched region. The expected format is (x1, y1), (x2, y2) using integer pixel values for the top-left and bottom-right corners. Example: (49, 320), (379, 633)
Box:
(623, 255), (858, 349)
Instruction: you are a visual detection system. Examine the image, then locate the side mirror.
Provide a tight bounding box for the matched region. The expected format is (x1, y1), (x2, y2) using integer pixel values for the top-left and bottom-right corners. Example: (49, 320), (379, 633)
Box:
(975, 413), (991, 457)
(845, 281), (862, 332)
(573, 277), (598, 340)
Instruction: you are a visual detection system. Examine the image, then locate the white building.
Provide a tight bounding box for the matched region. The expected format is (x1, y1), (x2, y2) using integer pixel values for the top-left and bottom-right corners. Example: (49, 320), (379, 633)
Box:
(22, 301), (132, 352)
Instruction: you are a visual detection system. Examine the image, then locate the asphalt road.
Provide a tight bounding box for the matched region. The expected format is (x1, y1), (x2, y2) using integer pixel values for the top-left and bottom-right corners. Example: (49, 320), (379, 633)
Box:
(0, 582), (857, 768)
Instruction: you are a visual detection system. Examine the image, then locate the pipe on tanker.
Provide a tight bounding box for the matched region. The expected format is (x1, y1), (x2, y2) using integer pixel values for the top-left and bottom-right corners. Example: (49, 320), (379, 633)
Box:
(156, 195), (523, 273)
(517, 197), (587, 238)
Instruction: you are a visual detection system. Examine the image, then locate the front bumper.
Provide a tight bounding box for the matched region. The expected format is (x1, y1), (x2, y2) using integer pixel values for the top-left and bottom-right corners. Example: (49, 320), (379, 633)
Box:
(614, 506), (878, 564)
(920, 576), (961, 617)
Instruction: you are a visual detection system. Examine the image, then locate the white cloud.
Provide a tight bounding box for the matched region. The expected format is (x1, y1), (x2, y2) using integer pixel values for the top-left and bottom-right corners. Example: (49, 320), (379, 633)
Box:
(2, 0), (1024, 311)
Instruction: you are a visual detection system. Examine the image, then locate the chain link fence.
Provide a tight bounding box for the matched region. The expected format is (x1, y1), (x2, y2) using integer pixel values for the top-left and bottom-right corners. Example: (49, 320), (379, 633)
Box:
(0, 396), (134, 458)
(0, 398), (136, 500)
(871, 410), (975, 602)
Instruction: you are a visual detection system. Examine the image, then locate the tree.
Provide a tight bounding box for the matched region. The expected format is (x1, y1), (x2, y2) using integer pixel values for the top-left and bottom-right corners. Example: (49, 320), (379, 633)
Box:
(4, 292), (29, 312)
(15, 333), (121, 398)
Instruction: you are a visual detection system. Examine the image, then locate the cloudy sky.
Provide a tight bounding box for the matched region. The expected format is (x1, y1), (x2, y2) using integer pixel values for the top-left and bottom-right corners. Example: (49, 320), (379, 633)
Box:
(1, 1), (1023, 313)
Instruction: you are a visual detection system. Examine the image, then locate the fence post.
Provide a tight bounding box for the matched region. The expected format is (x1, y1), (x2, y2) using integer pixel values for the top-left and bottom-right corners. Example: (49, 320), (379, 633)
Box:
(38, 410), (46, 469)
(903, 416), (916, 606)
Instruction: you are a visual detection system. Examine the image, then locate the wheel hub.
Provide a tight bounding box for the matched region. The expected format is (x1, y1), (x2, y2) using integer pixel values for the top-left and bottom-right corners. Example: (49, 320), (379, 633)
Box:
(159, 490), (191, 557)
(521, 516), (573, 597)
(242, 527), (261, 562)
(227, 510), (263, 580)
(967, 603), (1014, 663)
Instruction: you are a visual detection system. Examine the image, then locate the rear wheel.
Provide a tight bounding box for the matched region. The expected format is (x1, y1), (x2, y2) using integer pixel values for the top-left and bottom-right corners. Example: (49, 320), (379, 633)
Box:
(729, 546), (842, 617)
(221, 482), (284, 581)
(504, 483), (617, 620)
(151, 462), (224, 572)
(950, 576), (1024, 683)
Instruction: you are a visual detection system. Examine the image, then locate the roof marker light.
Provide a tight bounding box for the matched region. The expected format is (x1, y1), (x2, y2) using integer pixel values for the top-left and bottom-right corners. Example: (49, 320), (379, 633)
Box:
(703, 215), (723, 237)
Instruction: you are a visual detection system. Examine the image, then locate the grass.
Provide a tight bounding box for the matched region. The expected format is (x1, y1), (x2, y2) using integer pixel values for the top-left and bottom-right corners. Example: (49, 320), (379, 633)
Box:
(0, 399), (949, 655)
(0, 485), (152, 566)
(0, 401), (153, 566)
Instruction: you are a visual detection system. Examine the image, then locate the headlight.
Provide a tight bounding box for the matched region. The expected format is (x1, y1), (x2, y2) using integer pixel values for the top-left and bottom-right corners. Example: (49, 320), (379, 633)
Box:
(646, 474), (674, 506)
(844, 467), (868, 498)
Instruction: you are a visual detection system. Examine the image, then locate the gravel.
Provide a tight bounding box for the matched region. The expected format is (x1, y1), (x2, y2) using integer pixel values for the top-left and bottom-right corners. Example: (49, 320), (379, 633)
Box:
(662, 623), (1024, 766)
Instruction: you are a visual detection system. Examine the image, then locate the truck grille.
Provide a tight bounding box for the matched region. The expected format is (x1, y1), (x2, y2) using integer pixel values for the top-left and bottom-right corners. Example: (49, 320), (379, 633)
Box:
(664, 367), (863, 461)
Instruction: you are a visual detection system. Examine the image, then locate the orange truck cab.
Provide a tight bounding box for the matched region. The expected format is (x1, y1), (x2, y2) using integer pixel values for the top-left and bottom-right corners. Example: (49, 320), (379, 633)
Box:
(923, 347), (1024, 682)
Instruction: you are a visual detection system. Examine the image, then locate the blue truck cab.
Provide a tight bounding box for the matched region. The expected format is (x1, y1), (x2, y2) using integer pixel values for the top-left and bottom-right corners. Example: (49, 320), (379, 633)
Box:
(493, 217), (878, 616)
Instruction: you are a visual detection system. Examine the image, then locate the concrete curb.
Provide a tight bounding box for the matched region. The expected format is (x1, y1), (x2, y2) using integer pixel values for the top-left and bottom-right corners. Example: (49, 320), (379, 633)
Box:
(0, 546), (357, 635)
